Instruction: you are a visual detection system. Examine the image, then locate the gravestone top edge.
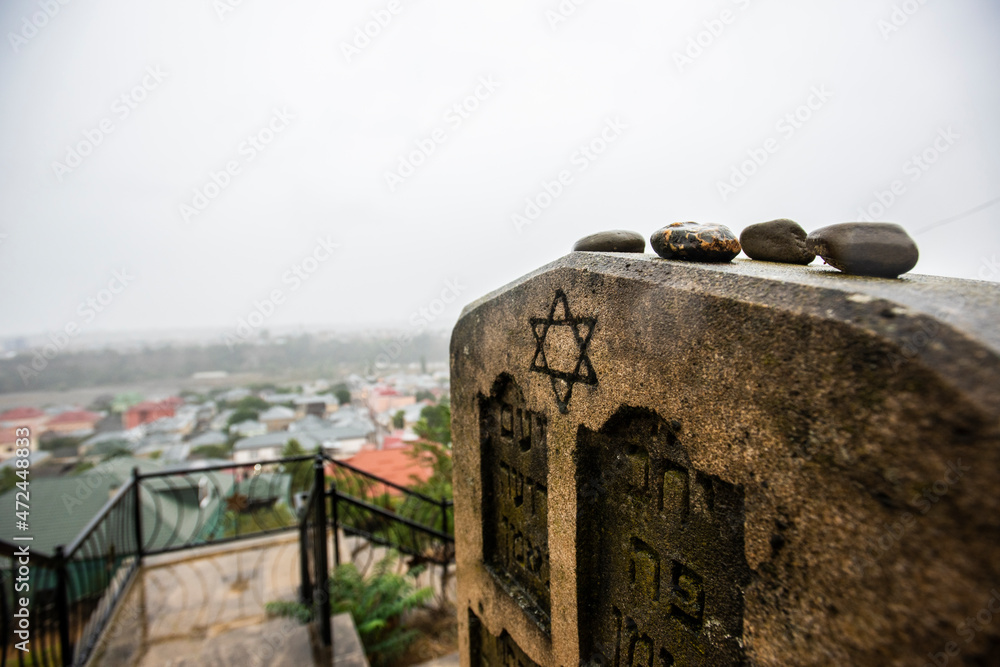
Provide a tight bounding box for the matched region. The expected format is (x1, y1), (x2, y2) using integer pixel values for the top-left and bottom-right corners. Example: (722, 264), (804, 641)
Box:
(456, 253), (1000, 357)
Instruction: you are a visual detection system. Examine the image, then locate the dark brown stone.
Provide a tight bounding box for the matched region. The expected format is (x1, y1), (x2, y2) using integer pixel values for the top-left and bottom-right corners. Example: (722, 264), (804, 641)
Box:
(650, 222), (741, 262)
(806, 222), (919, 278)
(479, 375), (550, 627)
(573, 230), (645, 253)
(469, 609), (540, 667)
(740, 218), (815, 265)
(577, 407), (748, 665)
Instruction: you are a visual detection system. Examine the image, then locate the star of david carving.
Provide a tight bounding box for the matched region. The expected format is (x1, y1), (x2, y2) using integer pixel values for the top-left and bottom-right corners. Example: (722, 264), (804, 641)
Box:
(529, 289), (597, 414)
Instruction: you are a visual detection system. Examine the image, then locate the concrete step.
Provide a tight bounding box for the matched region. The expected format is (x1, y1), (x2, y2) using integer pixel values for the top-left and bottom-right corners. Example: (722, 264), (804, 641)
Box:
(411, 652), (459, 667)
(134, 615), (316, 666)
(86, 535), (320, 666)
(332, 612), (368, 667)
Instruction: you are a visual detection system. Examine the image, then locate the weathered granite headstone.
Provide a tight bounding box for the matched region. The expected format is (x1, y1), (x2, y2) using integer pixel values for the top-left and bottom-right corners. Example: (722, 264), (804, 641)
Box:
(451, 253), (1000, 666)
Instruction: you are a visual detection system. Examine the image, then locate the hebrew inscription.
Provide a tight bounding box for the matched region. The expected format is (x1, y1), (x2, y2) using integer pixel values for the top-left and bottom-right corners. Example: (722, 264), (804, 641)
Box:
(480, 375), (550, 627)
(529, 289), (597, 413)
(577, 407), (748, 666)
(469, 609), (541, 667)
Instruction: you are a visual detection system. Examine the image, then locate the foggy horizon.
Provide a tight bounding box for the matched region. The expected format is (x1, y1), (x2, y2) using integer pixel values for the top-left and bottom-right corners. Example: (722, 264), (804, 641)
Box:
(2, 0), (998, 342)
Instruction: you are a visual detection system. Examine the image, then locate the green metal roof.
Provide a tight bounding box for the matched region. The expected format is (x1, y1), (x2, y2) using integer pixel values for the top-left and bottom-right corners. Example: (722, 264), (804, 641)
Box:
(0, 457), (247, 557)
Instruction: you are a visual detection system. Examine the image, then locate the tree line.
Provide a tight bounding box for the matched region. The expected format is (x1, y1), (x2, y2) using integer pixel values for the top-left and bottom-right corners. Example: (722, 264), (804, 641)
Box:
(0, 332), (449, 393)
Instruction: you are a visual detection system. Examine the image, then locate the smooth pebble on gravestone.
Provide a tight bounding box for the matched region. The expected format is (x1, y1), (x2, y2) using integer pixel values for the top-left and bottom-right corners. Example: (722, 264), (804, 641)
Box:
(739, 219), (816, 265)
(806, 222), (919, 278)
(650, 222), (741, 262)
(573, 230), (646, 253)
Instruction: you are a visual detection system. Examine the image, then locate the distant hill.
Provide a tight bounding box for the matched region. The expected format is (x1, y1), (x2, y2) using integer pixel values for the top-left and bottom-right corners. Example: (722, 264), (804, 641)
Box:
(0, 332), (449, 393)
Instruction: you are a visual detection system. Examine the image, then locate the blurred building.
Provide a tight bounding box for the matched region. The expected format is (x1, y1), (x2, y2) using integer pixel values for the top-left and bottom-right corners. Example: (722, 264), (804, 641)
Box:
(123, 398), (183, 430)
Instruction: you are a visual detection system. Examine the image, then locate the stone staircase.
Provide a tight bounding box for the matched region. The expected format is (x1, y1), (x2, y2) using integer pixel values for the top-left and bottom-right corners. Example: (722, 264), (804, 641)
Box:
(84, 530), (461, 666)
(87, 533), (344, 666)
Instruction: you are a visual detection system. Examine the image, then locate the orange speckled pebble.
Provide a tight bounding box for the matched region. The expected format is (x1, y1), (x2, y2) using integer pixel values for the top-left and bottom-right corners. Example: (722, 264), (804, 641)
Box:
(650, 222), (741, 262)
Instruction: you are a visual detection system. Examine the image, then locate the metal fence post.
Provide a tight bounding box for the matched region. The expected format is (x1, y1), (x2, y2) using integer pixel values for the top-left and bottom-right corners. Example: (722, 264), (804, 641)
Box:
(132, 467), (144, 561)
(439, 497), (449, 536)
(313, 455), (332, 646)
(331, 481), (341, 567)
(439, 498), (450, 598)
(54, 545), (72, 666)
(299, 518), (312, 606)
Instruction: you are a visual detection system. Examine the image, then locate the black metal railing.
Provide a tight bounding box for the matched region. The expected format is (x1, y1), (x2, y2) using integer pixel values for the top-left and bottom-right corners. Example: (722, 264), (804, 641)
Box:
(135, 455), (313, 556)
(0, 541), (65, 667)
(298, 452), (455, 647)
(0, 472), (140, 667)
(59, 475), (141, 667)
(298, 457), (332, 647)
(327, 457), (454, 567)
(0, 454), (313, 666)
(0, 450), (454, 663)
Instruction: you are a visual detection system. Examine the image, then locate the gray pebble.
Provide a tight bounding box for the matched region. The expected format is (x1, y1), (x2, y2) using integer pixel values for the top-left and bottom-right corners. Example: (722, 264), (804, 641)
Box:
(740, 219), (816, 265)
(806, 223), (919, 278)
(573, 230), (646, 253)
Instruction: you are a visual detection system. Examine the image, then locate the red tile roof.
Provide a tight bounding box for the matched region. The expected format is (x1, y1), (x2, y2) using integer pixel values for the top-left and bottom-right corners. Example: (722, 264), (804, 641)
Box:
(1, 426), (29, 442)
(123, 399), (178, 429)
(0, 407), (46, 421)
(46, 410), (101, 425)
(382, 435), (405, 450)
(340, 445), (435, 496)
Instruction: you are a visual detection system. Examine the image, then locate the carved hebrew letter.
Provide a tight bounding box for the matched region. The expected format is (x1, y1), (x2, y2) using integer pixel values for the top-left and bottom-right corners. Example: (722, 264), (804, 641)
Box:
(577, 407), (748, 665)
(480, 375), (550, 628)
(629, 537), (661, 602)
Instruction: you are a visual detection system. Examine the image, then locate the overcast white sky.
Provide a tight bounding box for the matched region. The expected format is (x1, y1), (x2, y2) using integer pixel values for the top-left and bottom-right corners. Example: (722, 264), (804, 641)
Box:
(1, 0), (998, 341)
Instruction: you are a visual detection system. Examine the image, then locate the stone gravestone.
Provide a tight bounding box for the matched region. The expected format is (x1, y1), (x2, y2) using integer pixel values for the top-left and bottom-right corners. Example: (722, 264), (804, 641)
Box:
(450, 253), (1000, 666)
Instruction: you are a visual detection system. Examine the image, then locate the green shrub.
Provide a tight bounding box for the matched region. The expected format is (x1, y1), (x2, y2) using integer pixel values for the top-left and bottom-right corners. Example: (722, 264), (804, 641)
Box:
(266, 552), (432, 667)
(330, 554), (433, 665)
(391, 440), (454, 562)
(263, 599), (313, 624)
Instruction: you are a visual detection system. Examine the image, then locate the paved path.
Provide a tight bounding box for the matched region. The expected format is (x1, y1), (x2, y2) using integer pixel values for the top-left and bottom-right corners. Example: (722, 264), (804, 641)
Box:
(90, 533), (319, 666)
(412, 653), (459, 667)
